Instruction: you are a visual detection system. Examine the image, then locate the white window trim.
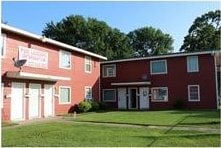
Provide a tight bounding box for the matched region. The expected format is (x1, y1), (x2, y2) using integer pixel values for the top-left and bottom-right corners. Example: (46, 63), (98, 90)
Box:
(85, 56), (92, 73)
(1, 33), (6, 58)
(150, 60), (168, 75)
(188, 85), (200, 102)
(102, 64), (116, 78)
(151, 87), (168, 102)
(187, 56), (199, 73)
(59, 86), (71, 104)
(102, 89), (116, 102)
(59, 50), (71, 69)
(85, 86), (92, 100)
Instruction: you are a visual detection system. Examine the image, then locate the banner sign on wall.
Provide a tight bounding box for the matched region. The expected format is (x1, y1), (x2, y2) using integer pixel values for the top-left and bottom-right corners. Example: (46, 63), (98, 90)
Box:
(19, 46), (48, 69)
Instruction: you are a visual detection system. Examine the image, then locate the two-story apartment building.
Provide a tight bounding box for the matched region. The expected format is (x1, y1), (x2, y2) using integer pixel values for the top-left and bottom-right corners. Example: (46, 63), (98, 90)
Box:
(101, 51), (220, 110)
(1, 24), (107, 121)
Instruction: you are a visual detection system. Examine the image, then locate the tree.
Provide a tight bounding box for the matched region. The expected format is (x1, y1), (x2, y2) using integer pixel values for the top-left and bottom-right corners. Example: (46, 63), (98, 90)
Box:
(42, 15), (133, 60)
(127, 27), (174, 57)
(180, 10), (220, 52)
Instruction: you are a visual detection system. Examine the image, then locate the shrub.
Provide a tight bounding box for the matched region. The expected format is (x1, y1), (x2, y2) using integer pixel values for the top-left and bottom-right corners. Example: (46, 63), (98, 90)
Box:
(99, 102), (107, 110)
(90, 101), (100, 111)
(78, 100), (92, 112)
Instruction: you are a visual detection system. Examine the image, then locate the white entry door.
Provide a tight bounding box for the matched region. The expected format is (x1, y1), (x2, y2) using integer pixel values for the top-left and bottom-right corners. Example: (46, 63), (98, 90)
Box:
(118, 88), (127, 109)
(29, 84), (41, 119)
(11, 82), (25, 121)
(44, 85), (54, 117)
(139, 87), (149, 109)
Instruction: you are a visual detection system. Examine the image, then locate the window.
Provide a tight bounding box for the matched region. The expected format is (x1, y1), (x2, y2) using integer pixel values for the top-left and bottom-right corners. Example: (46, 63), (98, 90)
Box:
(151, 87), (168, 102)
(187, 56), (199, 72)
(150, 60), (167, 74)
(103, 89), (116, 102)
(59, 86), (71, 104)
(188, 85), (200, 101)
(59, 50), (71, 69)
(85, 87), (92, 100)
(102, 64), (116, 77)
(85, 56), (92, 73)
(1, 34), (6, 58)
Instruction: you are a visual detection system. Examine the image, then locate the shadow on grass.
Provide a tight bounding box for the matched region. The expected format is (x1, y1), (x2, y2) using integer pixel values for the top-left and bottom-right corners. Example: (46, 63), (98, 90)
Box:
(2, 121), (18, 127)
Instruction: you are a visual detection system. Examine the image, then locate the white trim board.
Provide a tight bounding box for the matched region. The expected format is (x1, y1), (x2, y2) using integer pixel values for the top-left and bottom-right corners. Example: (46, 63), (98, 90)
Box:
(111, 82), (151, 86)
(6, 71), (71, 81)
(101, 51), (219, 64)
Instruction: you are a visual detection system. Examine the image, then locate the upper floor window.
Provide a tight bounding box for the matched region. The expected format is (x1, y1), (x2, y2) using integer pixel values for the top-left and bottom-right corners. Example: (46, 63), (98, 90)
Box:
(85, 56), (92, 73)
(1, 34), (6, 58)
(187, 56), (199, 72)
(102, 64), (116, 77)
(85, 86), (92, 100)
(151, 87), (168, 102)
(188, 85), (200, 102)
(59, 50), (71, 69)
(150, 60), (167, 74)
(59, 86), (71, 104)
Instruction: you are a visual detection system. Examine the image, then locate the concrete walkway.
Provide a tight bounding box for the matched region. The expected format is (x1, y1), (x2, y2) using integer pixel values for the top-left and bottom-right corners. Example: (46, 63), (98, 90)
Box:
(3, 116), (220, 134)
(69, 120), (220, 134)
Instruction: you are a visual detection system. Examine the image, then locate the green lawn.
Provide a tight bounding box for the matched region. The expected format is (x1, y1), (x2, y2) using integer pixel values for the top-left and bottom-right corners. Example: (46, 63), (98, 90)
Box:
(2, 110), (220, 147)
(73, 110), (220, 128)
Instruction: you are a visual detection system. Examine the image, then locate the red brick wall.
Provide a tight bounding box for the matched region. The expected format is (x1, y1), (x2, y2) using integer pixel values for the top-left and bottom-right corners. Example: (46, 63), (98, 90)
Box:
(1, 30), (101, 120)
(101, 54), (217, 109)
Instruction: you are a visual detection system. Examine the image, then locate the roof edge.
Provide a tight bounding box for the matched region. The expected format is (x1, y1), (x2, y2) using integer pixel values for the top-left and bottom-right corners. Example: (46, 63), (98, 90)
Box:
(1, 23), (107, 60)
(101, 50), (220, 64)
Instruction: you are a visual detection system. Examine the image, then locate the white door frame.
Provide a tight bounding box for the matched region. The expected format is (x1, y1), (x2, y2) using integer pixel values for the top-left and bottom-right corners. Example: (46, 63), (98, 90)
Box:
(44, 84), (54, 117)
(29, 83), (41, 119)
(128, 87), (138, 109)
(117, 88), (127, 109)
(11, 82), (25, 121)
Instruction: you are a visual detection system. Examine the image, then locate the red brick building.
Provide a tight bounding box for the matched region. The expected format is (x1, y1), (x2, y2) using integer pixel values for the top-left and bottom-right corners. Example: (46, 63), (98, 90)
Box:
(1, 24), (107, 121)
(101, 51), (220, 110)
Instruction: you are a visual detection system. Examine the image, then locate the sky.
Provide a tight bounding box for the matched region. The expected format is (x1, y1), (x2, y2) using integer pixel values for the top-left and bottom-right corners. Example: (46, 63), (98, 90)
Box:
(1, 1), (220, 52)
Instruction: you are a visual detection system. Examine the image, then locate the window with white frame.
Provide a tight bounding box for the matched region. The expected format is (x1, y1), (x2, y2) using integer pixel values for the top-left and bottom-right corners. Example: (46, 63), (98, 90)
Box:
(85, 56), (92, 73)
(85, 87), (92, 100)
(1, 34), (6, 58)
(188, 85), (200, 101)
(102, 64), (116, 77)
(151, 87), (168, 101)
(103, 89), (116, 102)
(59, 86), (71, 104)
(150, 60), (167, 74)
(59, 50), (71, 69)
(187, 56), (199, 72)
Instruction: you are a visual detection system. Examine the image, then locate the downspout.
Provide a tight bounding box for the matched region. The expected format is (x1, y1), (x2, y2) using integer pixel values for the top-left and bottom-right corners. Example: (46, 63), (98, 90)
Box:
(213, 51), (220, 109)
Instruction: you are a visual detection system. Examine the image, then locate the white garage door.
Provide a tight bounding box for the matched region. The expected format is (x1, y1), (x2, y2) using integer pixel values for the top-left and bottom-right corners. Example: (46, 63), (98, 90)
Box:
(29, 83), (41, 119)
(44, 85), (54, 117)
(11, 82), (25, 121)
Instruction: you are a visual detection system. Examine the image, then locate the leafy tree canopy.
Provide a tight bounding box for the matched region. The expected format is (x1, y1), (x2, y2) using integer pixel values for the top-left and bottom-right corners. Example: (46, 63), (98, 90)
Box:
(42, 15), (133, 60)
(127, 27), (174, 57)
(180, 10), (220, 52)
(42, 15), (174, 59)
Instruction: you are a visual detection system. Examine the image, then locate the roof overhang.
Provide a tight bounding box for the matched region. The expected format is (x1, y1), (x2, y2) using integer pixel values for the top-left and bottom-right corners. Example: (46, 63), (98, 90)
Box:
(6, 71), (71, 81)
(101, 50), (219, 64)
(111, 81), (151, 86)
(1, 24), (107, 60)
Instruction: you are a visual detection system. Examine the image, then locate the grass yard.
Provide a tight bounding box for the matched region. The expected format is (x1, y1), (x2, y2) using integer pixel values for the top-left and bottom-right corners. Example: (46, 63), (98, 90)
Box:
(2, 110), (220, 147)
(72, 110), (221, 128)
